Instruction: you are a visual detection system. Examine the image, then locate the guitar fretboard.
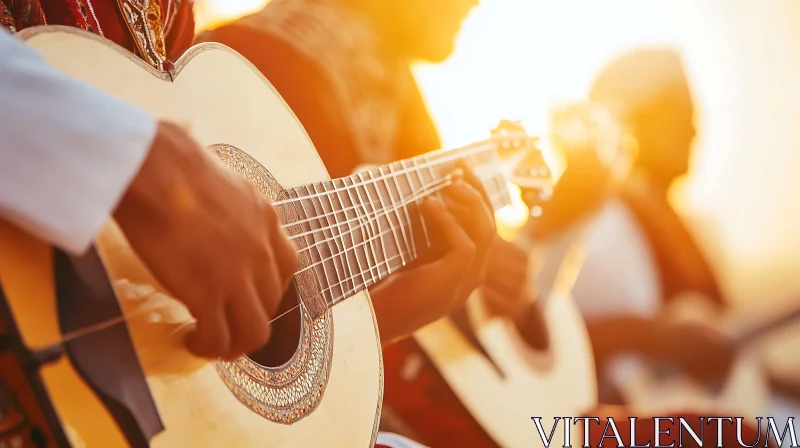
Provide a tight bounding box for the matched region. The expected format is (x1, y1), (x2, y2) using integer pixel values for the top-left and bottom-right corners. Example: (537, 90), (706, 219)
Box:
(277, 140), (513, 316)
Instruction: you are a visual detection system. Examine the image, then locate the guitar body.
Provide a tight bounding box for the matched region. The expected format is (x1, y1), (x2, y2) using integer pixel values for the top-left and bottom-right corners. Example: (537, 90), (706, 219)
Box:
(0, 26), (382, 447)
(383, 228), (597, 448)
(608, 295), (770, 419)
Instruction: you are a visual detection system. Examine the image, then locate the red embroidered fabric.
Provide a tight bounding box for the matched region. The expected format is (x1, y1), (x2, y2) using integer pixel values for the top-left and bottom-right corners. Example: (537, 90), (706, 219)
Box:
(1, 0), (194, 64)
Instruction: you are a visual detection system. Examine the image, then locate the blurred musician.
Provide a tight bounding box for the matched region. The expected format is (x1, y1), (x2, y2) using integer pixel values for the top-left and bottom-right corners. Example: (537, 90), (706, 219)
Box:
(481, 51), (762, 446)
(574, 48), (736, 392)
(485, 48), (736, 398)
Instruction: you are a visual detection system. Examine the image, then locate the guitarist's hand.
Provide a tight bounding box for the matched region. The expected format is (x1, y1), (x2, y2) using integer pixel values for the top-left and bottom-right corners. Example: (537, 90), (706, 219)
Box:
(114, 121), (298, 360)
(480, 236), (531, 317)
(371, 164), (495, 343)
(660, 322), (736, 384)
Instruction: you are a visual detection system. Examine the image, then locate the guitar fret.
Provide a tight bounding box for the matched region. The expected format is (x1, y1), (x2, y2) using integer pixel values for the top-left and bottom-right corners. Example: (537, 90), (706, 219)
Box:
(369, 168), (407, 272)
(331, 179), (367, 291)
(403, 158), (432, 250)
(304, 184), (342, 303)
(362, 170), (401, 274)
(422, 154), (439, 200)
(377, 165), (411, 265)
(284, 189), (330, 307)
(342, 176), (381, 285)
(356, 171), (392, 279)
(292, 187), (333, 305)
(315, 181), (356, 297)
(389, 162), (418, 259)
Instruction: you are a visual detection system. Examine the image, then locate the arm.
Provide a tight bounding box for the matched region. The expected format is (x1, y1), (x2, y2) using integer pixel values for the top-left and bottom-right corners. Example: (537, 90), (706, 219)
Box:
(585, 316), (669, 368)
(0, 29), (157, 254)
(0, 30), (301, 360)
(586, 314), (735, 383)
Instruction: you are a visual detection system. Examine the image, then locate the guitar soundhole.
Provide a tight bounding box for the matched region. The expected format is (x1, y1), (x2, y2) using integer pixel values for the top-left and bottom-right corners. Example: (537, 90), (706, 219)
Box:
(210, 143), (336, 424)
(515, 302), (550, 352)
(247, 282), (303, 368)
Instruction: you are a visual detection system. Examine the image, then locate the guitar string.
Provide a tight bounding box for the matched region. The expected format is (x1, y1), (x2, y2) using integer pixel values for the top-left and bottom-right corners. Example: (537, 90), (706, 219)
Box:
(24, 137), (528, 357)
(292, 181), (507, 301)
(288, 175), (454, 254)
(280, 170), (504, 264)
(43, 222), (418, 354)
(277, 197), (384, 231)
(46, 183), (505, 351)
(273, 139), (507, 208)
(280, 158), (502, 244)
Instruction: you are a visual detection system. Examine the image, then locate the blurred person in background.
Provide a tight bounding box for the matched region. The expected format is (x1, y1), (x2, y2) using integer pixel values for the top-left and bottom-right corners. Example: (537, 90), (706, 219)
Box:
(482, 51), (737, 391)
(573, 48), (736, 396)
(487, 52), (763, 446)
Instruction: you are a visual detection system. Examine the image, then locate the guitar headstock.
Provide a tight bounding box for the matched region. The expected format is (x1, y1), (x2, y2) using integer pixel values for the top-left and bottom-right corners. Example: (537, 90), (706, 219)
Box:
(489, 120), (554, 210)
(490, 119), (538, 160)
(549, 101), (630, 176)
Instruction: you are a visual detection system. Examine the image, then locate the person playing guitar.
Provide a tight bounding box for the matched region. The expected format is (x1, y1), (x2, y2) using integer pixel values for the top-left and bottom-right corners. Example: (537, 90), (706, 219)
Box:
(1, 2), (496, 447)
(576, 48), (735, 394)
(199, 3), (529, 445)
(198, 0), (514, 346)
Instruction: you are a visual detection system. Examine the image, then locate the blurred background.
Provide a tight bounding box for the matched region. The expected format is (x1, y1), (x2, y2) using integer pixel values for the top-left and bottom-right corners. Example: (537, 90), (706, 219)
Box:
(196, 0), (800, 387)
(196, 0), (800, 310)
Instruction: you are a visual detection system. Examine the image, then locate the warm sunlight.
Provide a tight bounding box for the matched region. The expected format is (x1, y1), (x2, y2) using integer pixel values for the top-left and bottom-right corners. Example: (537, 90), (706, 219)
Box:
(195, 0), (800, 308)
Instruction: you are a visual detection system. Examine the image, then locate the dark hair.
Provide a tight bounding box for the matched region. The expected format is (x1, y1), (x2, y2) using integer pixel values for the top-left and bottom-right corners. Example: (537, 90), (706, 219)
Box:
(589, 48), (690, 122)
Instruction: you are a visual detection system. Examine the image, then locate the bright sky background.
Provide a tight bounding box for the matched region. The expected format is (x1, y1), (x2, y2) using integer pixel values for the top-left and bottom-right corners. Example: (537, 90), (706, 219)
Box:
(195, 0), (800, 310)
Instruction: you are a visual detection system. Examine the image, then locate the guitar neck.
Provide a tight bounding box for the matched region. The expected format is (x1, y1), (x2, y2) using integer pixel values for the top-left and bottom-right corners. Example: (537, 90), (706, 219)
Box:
(276, 140), (512, 315)
(730, 302), (800, 350)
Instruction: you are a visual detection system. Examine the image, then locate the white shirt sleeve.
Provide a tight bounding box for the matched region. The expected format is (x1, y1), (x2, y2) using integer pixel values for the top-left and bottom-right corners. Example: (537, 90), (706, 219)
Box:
(570, 200), (662, 321)
(376, 432), (429, 448)
(0, 29), (157, 255)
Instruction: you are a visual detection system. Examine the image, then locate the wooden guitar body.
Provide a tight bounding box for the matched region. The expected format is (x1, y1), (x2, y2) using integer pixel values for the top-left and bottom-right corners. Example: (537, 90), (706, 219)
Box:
(609, 295), (771, 419)
(383, 227), (598, 448)
(381, 104), (636, 448)
(0, 26), (382, 447)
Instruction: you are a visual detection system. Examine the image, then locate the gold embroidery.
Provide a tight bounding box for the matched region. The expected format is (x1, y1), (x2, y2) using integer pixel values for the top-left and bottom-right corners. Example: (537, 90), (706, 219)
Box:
(117, 0), (167, 69)
(84, 0), (104, 36)
(1, 2), (16, 32)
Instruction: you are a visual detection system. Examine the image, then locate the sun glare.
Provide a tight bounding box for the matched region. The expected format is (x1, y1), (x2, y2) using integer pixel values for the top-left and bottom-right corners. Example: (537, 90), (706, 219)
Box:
(194, 0), (800, 305)
(195, 0), (680, 230)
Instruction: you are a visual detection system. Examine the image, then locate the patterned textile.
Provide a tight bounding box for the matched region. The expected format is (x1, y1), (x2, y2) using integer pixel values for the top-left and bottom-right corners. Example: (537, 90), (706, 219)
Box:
(0, 0), (191, 69)
(1, 0), (46, 32)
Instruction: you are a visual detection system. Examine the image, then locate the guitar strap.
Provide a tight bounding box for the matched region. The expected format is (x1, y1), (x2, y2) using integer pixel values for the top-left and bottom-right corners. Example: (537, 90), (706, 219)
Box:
(54, 248), (163, 447)
(617, 177), (727, 308)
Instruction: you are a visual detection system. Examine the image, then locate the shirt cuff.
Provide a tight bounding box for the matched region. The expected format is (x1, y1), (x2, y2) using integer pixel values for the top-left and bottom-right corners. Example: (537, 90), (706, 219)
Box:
(0, 30), (158, 254)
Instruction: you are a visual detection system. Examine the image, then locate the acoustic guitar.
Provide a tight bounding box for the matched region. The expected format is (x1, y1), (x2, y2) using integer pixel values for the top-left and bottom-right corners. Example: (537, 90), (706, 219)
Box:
(381, 104), (632, 447)
(0, 26), (538, 447)
(606, 294), (800, 419)
(381, 197), (600, 448)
